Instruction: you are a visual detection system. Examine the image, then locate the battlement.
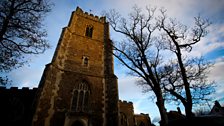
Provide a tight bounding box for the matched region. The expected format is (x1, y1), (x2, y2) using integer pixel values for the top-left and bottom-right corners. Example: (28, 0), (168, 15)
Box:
(119, 100), (133, 105)
(134, 113), (150, 120)
(74, 6), (106, 23)
(0, 86), (38, 126)
(137, 113), (150, 117)
(0, 86), (38, 95)
(0, 86), (37, 91)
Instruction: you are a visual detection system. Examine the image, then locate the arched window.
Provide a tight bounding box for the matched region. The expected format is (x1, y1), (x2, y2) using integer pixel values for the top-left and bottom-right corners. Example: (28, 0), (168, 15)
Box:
(77, 91), (84, 111)
(85, 25), (93, 38)
(71, 81), (90, 112)
(71, 91), (78, 111)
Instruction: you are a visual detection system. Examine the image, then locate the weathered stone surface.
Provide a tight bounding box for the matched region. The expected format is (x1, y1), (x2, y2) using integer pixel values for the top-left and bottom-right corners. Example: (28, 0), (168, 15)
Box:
(32, 6), (119, 126)
(119, 100), (135, 126)
(0, 6), (151, 126)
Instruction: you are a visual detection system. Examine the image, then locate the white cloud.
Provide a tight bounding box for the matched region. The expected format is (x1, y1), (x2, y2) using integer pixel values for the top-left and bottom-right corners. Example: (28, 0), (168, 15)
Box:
(189, 23), (224, 57)
(100, 0), (223, 20)
(118, 75), (143, 100)
(209, 57), (224, 81)
(208, 57), (224, 101)
(100, 0), (224, 59)
(117, 74), (160, 119)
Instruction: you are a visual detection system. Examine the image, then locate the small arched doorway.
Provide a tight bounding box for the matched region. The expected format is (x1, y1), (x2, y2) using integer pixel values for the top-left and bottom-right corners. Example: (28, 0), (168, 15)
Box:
(72, 120), (84, 126)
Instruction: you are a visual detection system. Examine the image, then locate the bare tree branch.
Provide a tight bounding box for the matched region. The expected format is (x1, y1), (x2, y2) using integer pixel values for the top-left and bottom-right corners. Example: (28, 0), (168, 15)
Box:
(0, 0), (53, 85)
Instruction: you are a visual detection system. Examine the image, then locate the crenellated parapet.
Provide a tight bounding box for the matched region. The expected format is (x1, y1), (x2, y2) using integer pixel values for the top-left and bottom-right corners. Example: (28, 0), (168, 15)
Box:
(0, 86), (38, 92)
(0, 86), (37, 98)
(119, 100), (134, 110)
(0, 86), (38, 126)
(119, 100), (133, 105)
(74, 6), (106, 23)
(139, 113), (149, 116)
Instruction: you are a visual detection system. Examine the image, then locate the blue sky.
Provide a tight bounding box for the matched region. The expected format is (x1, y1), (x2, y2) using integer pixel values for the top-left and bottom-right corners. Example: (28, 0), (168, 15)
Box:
(5, 0), (224, 123)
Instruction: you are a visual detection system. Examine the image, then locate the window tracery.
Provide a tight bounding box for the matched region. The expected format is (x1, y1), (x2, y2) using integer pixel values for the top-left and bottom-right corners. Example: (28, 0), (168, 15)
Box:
(71, 81), (90, 112)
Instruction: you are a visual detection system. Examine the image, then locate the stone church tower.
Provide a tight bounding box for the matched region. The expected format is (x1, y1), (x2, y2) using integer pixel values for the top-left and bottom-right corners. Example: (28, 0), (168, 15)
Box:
(32, 7), (119, 126)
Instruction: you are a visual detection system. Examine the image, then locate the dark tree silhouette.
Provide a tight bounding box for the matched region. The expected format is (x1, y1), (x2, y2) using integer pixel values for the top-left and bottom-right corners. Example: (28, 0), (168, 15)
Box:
(0, 0), (52, 85)
(104, 6), (169, 126)
(157, 9), (214, 118)
(104, 6), (215, 124)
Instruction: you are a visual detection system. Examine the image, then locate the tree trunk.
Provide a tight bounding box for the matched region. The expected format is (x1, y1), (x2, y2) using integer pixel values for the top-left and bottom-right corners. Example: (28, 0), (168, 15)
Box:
(185, 101), (193, 118)
(156, 91), (168, 126)
(175, 48), (193, 118)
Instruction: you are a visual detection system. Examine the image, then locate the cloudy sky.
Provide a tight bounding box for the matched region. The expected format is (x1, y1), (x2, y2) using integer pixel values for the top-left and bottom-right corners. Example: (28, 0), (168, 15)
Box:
(5, 0), (224, 122)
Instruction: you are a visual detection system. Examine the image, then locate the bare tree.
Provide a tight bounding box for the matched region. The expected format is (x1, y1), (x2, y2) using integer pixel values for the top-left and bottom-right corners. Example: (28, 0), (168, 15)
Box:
(104, 6), (169, 126)
(0, 0), (52, 85)
(104, 5), (216, 124)
(161, 56), (215, 115)
(157, 9), (214, 118)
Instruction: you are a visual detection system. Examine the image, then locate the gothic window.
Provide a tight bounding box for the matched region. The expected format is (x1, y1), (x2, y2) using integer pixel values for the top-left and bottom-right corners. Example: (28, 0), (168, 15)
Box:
(78, 91), (84, 111)
(71, 81), (90, 112)
(71, 91), (78, 111)
(83, 92), (89, 110)
(85, 25), (93, 38)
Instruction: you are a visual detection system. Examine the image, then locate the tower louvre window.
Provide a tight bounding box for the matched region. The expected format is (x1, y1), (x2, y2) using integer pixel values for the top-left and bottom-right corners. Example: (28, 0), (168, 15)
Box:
(71, 81), (90, 112)
(82, 56), (89, 67)
(85, 25), (93, 38)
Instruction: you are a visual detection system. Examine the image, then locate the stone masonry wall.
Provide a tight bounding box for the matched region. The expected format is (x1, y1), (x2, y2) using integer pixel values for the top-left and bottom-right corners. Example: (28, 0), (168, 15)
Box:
(32, 7), (118, 126)
(119, 100), (135, 126)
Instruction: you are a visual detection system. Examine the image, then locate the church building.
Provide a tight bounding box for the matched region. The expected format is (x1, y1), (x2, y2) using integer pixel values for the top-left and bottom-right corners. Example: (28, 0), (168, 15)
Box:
(0, 7), (151, 126)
